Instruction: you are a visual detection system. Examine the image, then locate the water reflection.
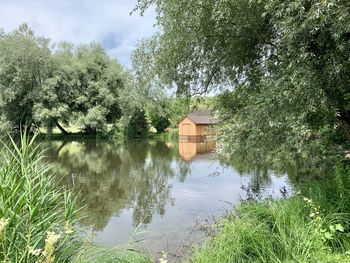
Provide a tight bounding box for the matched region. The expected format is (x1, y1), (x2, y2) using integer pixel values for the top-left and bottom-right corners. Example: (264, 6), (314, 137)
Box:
(44, 140), (190, 229)
(179, 141), (216, 161)
(42, 139), (290, 259)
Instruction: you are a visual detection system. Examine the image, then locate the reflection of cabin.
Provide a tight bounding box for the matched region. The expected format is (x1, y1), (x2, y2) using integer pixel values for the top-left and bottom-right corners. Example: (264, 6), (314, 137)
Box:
(178, 110), (216, 142)
(179, 141), (216, 161)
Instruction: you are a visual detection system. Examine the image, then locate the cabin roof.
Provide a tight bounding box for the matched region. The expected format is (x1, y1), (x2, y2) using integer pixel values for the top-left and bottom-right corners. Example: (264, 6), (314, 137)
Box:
(179, 109), (215, 125)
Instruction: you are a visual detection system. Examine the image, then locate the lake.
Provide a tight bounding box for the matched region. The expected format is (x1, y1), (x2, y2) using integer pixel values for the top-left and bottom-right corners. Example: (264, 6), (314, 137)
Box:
(43, 139), (291, 261)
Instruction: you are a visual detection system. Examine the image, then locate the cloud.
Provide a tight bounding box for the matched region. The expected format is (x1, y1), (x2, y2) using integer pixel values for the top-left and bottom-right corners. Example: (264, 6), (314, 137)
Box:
(0, 0), (157, 67)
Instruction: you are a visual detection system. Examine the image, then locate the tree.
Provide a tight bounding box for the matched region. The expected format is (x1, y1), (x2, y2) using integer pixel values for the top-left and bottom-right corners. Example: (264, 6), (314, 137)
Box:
(0, 25), (129, 135)
(0, 24), (52, 131)
(134, 0), (350, 162)
(133, 0), (270, 95)
(34, 43), (126, 134)
(150, 112), (170, 133)
(131, 37), (175, 130)
(124, 109), (149, 138)
(32, 42), (74, 134)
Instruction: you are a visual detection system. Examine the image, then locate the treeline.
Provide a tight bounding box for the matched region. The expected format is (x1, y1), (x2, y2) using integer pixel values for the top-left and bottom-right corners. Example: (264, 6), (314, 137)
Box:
(0, 24), (174, 137)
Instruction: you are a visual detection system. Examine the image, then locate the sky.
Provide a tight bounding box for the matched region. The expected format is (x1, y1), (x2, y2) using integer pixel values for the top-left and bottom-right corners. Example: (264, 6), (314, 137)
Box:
(0, 0), (157, 68)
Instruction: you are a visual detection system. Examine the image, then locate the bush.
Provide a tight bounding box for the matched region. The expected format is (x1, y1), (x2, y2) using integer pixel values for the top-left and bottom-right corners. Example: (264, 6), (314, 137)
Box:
(150, 114), (170, 133)
(124, 109), (149, 139)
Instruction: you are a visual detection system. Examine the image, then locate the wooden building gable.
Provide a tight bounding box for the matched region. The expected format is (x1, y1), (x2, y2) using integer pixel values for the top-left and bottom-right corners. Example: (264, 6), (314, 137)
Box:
(178, 110), (216, 139)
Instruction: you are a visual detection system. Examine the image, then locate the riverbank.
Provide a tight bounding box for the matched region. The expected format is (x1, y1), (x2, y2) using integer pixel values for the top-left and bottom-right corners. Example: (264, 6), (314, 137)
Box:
(37, 127), (178, 141)
(190, 164), (350, 263)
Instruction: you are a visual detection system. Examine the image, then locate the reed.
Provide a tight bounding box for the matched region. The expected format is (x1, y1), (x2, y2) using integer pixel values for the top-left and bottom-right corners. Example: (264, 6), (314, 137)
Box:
(0, 132), (81, 262)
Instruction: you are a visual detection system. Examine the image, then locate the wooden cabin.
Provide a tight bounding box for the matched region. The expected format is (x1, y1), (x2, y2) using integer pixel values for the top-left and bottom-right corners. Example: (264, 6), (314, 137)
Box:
(178, 110), (216, 142)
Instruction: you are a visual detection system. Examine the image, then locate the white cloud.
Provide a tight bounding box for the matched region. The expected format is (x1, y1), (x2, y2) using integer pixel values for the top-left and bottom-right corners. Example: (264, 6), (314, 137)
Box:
(0, 0), (157, 67)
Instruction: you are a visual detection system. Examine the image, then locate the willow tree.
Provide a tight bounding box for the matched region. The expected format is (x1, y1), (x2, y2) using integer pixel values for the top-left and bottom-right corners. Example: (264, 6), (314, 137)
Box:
(0, 24), (52, 131)
(34, 43), (126, 134)
(133, 0), (350, 161)
(0, 25), (128, 135)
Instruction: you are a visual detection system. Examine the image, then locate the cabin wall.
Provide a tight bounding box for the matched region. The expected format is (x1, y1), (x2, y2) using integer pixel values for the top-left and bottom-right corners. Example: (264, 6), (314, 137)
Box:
(196, 124), (209, 135)
(179, 117), (197, 136)
(196, 124), (216, 135)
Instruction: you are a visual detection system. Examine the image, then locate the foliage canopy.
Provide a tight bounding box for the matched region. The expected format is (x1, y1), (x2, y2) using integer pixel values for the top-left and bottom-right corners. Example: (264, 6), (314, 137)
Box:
(0, 24), (52, 131)
(0, 24), (129, 135)
(134, 0), (350, 161)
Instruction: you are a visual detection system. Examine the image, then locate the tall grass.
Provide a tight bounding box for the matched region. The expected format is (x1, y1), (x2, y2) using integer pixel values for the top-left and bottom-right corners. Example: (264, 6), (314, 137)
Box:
(190, 163), (350, 263)
(0, 133), (151, 263)
(0, 133), (81, 262)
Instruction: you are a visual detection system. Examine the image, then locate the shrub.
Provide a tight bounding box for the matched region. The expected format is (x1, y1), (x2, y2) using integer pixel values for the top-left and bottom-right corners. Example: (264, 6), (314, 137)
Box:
(124, 109), (149, 139)
(150, 114), (170, 134)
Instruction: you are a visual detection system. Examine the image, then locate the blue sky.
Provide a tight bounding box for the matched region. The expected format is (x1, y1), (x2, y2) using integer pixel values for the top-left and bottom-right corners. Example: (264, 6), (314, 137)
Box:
(0, 0), (157, 67)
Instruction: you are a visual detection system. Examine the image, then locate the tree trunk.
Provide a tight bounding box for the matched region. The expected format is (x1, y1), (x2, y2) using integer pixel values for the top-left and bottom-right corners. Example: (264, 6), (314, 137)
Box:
(55, 120), (69, 135)
(84, 125), (97, 135)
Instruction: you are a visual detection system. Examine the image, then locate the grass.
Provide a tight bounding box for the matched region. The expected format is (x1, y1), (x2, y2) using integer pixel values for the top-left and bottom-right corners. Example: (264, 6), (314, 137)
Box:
(190, 163), (350, 263)
(0, 132), (81, 262)
(148, 129), (178, 140)
(39, 125), (178, 142)
(37, 124), (113, 141)
(0, 133), (151, 263)
(73, 245), (151, 263)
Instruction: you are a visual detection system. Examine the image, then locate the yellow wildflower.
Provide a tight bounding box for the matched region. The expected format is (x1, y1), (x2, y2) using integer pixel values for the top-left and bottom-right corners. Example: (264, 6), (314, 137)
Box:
(28, 246), (43, 256)
(64, 223), (74, 235)
(159, 251), (168, 263)
(41, 231), (61, 263)
(0, 218), (9, 237)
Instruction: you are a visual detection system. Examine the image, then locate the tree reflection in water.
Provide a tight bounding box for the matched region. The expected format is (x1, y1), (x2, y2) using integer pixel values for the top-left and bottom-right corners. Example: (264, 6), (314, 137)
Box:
(44, 140), (191, 229)
(43, 139), (284, 230)
(40, 139), (295, 259)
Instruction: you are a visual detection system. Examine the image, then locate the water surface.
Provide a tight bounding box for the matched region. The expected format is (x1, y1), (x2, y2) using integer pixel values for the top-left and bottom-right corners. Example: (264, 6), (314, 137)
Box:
(44, 139), (291, 260)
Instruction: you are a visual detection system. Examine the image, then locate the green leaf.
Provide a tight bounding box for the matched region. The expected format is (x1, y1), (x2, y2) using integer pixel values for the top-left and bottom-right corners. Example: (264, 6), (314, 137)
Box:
(324, 231), (333, 240)
(335, 224), (344, 232)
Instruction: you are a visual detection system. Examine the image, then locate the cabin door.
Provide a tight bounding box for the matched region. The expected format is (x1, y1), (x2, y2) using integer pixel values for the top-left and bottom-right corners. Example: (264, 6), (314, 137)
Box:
(183, 124), (191, 135)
